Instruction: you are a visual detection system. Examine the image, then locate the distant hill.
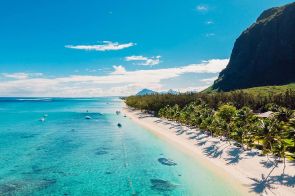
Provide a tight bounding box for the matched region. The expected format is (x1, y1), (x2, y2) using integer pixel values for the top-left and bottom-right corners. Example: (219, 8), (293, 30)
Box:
(136, 89), (157, 96)
(212, 2), (295, 91)
(161, 89), (179, 95)
(136, 89), (179, 96)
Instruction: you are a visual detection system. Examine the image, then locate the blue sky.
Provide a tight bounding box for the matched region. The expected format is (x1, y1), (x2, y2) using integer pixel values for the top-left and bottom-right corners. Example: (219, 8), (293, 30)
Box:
(0, 0), (293, 96)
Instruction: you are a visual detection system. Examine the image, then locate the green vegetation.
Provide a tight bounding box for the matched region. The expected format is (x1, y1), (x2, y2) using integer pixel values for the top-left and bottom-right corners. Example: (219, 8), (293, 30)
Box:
(126, 85), (295, 113)
(238, 83), (295, 96)
(205, 83), (295, 96)
(126, 85), (295, 163)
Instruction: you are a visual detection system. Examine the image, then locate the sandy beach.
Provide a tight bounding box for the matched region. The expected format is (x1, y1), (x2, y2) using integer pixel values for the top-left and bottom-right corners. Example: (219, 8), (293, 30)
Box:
(122, 105), (295, 196)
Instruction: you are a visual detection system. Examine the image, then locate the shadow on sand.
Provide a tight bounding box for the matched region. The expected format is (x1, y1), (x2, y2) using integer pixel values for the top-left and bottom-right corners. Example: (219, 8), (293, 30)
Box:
(202, 143), (229, 159)
(225, 147), (245, 165)
(141, 114), (295, 195)
(249, 173), (295, 195)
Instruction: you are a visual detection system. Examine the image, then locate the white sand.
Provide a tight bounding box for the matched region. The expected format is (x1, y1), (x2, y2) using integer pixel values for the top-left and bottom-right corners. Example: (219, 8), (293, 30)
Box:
(122, 106), (295, 196)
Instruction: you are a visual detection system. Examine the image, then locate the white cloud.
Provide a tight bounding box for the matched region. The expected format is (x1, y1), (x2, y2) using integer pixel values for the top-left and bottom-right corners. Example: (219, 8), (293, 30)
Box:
(125, 55), (147, 61)
(2, 72), (43, 80)
(196, 5), (208, 11)
(85, 68), (106, 73)
(178, 85), (210, 93)
(0, 59), (228, 97)
(111, 65), (127, 75)
(2, 73), (29, 79)
(85, 68), (97, 73)
(200, 76), (217, 84)
(65, 41), (135, 51)
(125, 55), (161, 66)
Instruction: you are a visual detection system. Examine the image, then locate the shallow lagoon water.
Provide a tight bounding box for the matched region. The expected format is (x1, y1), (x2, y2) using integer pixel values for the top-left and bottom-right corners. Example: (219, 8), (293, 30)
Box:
(0, 97), (242, 195)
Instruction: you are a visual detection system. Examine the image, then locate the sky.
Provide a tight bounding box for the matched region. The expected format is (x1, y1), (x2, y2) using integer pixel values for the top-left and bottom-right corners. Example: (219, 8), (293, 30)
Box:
(0, 0), (293, 97)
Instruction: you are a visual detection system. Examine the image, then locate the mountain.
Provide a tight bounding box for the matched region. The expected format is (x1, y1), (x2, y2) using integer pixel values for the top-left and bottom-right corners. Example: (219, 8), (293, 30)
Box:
(136, 89), (179, 96)
(136, 89), (157, 96)
(212, 2), (295, 91)
(162, 89), (179, 95)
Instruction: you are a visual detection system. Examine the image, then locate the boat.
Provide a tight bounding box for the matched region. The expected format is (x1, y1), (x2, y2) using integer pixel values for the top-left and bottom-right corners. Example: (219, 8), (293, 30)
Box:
(116, 111), (121, 115)
(85, 116), (92, 119)
(44, 114), (48, 117)
(39, 117), (45, 122)
(117, 123), (122, 128)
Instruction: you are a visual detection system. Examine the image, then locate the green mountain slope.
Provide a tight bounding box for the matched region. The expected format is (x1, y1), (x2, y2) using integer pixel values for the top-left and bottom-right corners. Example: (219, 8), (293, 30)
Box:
(237, 83), (295, 96)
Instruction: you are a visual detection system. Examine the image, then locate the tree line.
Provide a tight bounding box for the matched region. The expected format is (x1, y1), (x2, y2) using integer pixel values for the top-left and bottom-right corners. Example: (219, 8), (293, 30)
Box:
(125, 89), (295, 165)
(125, 90), (295, 114)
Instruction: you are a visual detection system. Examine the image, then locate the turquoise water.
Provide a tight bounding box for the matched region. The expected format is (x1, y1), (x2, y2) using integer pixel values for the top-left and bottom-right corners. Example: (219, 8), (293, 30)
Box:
(0, 97), (242, 195)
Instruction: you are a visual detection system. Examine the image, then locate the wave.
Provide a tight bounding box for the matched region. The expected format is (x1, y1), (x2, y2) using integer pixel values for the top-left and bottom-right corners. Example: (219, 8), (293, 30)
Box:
(0, 97), (53, 102)
(16, 98), (52, 101)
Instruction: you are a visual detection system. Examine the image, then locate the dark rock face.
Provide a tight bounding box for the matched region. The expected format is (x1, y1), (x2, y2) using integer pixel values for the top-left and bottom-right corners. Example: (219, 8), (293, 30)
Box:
(212, 2), (295, 91)
(150, 179), (177, 192)
(158, 158), (177, 166)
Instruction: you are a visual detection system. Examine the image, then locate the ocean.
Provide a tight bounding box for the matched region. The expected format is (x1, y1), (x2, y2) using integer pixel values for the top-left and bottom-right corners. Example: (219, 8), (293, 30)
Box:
(0, 97), (242, 195)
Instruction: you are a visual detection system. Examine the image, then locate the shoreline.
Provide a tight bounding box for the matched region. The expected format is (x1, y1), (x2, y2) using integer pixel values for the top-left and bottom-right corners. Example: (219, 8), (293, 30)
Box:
(122, 105), (295, 196)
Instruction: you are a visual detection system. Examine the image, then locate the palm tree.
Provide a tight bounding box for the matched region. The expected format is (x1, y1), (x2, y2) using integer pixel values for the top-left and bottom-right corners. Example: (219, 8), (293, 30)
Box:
(211, 115), (227, 139)
(257, 118), (277, 156)
(215, 104), (237, 141)
(233, 107), (258, 149)
(274, 107), (294, 122)
(272, 108), (294, 173)
(179, 105), (192, 125)
(256, 118), (286, 180)
(289, 118), (295, 149)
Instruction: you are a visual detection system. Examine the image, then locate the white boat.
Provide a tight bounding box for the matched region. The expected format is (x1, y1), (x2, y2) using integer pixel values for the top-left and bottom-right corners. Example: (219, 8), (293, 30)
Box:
(39, 117), (45, 122)
(85, 116), (92, 119)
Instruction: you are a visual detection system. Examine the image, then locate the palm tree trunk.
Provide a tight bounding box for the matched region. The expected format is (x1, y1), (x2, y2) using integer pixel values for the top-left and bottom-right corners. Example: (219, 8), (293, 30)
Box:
(265, 159), (278, 181)
(283, 156), (286, 174)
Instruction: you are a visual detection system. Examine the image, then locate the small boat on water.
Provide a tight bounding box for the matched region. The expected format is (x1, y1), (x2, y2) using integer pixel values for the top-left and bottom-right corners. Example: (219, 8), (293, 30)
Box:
(123, 115), (127, 117)
(44, 114), (48, 117)
(116, 111), (121, 115)
(85, 116), (92, 119)
(39, 117), (45, 122)
(117, 123), (122, 128)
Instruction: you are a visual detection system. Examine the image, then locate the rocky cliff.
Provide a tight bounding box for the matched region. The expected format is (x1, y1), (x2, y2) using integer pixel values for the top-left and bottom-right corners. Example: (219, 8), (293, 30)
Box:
(212, 2), (295, 91)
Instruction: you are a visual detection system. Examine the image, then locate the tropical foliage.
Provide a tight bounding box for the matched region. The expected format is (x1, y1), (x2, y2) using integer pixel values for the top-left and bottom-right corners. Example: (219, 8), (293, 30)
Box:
(125, 88), (295, 162)
(126, 88), (295, 114)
